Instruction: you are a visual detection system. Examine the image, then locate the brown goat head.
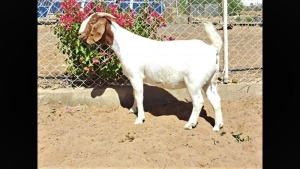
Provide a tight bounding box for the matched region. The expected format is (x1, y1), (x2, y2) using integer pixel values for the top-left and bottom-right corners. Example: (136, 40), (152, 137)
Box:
(78, 12), (116, 45)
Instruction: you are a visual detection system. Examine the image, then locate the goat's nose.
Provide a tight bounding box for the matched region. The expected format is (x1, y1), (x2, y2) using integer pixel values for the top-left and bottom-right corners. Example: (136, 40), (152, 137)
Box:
(78, 33), (84, 39)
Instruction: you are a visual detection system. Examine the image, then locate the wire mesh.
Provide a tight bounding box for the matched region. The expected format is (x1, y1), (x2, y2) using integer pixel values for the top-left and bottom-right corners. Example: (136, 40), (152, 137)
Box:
(38, 0), (262, 88)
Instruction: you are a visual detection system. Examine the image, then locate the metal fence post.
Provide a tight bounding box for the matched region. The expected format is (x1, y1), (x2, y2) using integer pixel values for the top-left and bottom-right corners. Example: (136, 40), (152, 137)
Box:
(222, 0), (229, 84)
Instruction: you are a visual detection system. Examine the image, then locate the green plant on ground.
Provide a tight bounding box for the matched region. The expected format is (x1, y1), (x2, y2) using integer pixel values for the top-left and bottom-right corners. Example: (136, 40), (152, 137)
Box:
(234, 16), (243, 22)
(231, 132), (251, 143)
(246, 16), (253, 22)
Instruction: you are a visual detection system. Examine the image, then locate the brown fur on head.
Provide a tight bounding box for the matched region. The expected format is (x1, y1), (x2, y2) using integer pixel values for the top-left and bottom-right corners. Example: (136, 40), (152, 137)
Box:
(78, 13), (115, 45)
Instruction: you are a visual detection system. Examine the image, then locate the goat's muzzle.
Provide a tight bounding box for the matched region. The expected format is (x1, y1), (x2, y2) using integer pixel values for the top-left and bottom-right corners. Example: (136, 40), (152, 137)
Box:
(78, 33), (85, 40)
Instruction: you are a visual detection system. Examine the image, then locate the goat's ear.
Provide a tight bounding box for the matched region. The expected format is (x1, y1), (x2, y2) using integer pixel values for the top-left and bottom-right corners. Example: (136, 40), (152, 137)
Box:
(86, 19), (106, 45)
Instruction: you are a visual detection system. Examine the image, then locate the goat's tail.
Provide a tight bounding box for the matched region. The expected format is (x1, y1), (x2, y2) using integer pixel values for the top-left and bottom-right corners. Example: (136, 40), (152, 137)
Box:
(203, 22), (222, 52)
(204, 22), (222, 82)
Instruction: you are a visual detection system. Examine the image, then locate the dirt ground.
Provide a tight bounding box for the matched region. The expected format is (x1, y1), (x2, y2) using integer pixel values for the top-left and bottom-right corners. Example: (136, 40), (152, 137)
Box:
(38, 95), (262, 169)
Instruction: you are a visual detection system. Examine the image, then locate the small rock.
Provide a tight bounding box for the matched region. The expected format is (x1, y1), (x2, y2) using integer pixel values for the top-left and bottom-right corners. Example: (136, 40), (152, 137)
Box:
(232, 78), (239, 83)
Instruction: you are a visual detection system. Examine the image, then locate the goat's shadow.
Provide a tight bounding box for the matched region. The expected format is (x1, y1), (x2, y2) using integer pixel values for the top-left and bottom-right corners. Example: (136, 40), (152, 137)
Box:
(91, 84), (215, 127)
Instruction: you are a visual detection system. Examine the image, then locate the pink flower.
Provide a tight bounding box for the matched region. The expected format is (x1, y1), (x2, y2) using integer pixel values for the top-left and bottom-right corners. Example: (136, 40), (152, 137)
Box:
(96, 7), (106, 12)
(84, 67), (89, 71)
(86, 1), (95, 9)
(99, 51), (105, 56)
(160, 22), (167, 28)
(131, 10), (136, 18)
(84, 1), (95, 14)
(65, 25), (71, 30)
(92, 57), (100, 64)
(59, 14), (74, 29)
(84, 66), (95, 75)
(168, 37), (176, 41)
(146, 17), (152, 25)
(150, 11), (160, 18)
(89, 67), (95, 75)
(60, 0), (80, 14)
(126, 22), (134, 29)
(75, 11), (86, 22)
(116, 17), (125, 27)
(108, 4), (119, 16)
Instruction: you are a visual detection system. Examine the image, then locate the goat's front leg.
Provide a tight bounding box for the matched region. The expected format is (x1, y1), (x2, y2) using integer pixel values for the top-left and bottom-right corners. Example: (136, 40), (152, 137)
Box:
(129, 92), (137, 113)
(184, 91), (204, 130)
(129, 77), (145, 124)
(184, 79), (204, 130)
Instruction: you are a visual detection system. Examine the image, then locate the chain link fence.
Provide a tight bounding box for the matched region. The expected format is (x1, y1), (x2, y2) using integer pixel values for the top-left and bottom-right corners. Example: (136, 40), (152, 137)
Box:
(38, 0), (262, 89)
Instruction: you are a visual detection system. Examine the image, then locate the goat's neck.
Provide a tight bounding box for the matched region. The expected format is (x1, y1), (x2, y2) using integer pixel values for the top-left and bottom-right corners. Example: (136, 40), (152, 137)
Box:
(109, 21), (144, 62)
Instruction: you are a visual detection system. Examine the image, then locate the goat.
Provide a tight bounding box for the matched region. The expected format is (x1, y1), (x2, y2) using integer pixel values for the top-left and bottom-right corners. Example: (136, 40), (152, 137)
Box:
(78, 12), (224, 131)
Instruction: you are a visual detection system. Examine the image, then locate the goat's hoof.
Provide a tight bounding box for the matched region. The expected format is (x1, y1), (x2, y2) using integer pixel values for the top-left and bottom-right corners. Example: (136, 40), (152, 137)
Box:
(212, 123), (224, 131)
(184, 122), (198, 130)
(134, 118), (145, 124)
(129, 108), (137, 114)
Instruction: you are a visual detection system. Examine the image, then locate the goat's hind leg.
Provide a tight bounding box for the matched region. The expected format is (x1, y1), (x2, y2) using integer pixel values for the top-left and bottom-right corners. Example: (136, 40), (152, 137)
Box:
(203, 79), (224, 131)
(129, 77), (145, 124)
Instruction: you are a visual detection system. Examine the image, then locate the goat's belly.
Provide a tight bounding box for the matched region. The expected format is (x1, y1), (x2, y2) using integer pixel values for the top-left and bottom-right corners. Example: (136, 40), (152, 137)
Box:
(144, 78), (186, 89)
(143, 65), (188, 89)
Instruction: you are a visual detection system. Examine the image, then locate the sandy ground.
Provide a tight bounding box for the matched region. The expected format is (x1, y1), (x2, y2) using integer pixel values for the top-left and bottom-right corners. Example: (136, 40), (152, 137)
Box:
(38, 95), (262, 169)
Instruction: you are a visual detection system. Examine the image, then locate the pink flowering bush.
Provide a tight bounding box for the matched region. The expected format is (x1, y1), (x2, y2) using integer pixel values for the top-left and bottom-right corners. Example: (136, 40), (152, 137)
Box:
(54, 0), (175, 82)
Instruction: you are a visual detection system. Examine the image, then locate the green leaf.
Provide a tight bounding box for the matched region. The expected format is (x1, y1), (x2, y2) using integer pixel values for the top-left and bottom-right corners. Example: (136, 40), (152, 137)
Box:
(75, 23), (80, 30)
(85, 56), (90, 62)
(80, 46), (84, 52)
(76, 39), (81, 46)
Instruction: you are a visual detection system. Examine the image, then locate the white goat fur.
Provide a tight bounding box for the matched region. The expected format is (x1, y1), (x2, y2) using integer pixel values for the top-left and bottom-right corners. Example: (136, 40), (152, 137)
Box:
(79, 12), (224, 130)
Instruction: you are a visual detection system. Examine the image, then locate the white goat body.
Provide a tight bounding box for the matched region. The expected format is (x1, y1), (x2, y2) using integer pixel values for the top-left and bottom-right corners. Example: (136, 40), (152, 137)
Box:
(112, 29), (218, 90)
(78, 12), (224, 131)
